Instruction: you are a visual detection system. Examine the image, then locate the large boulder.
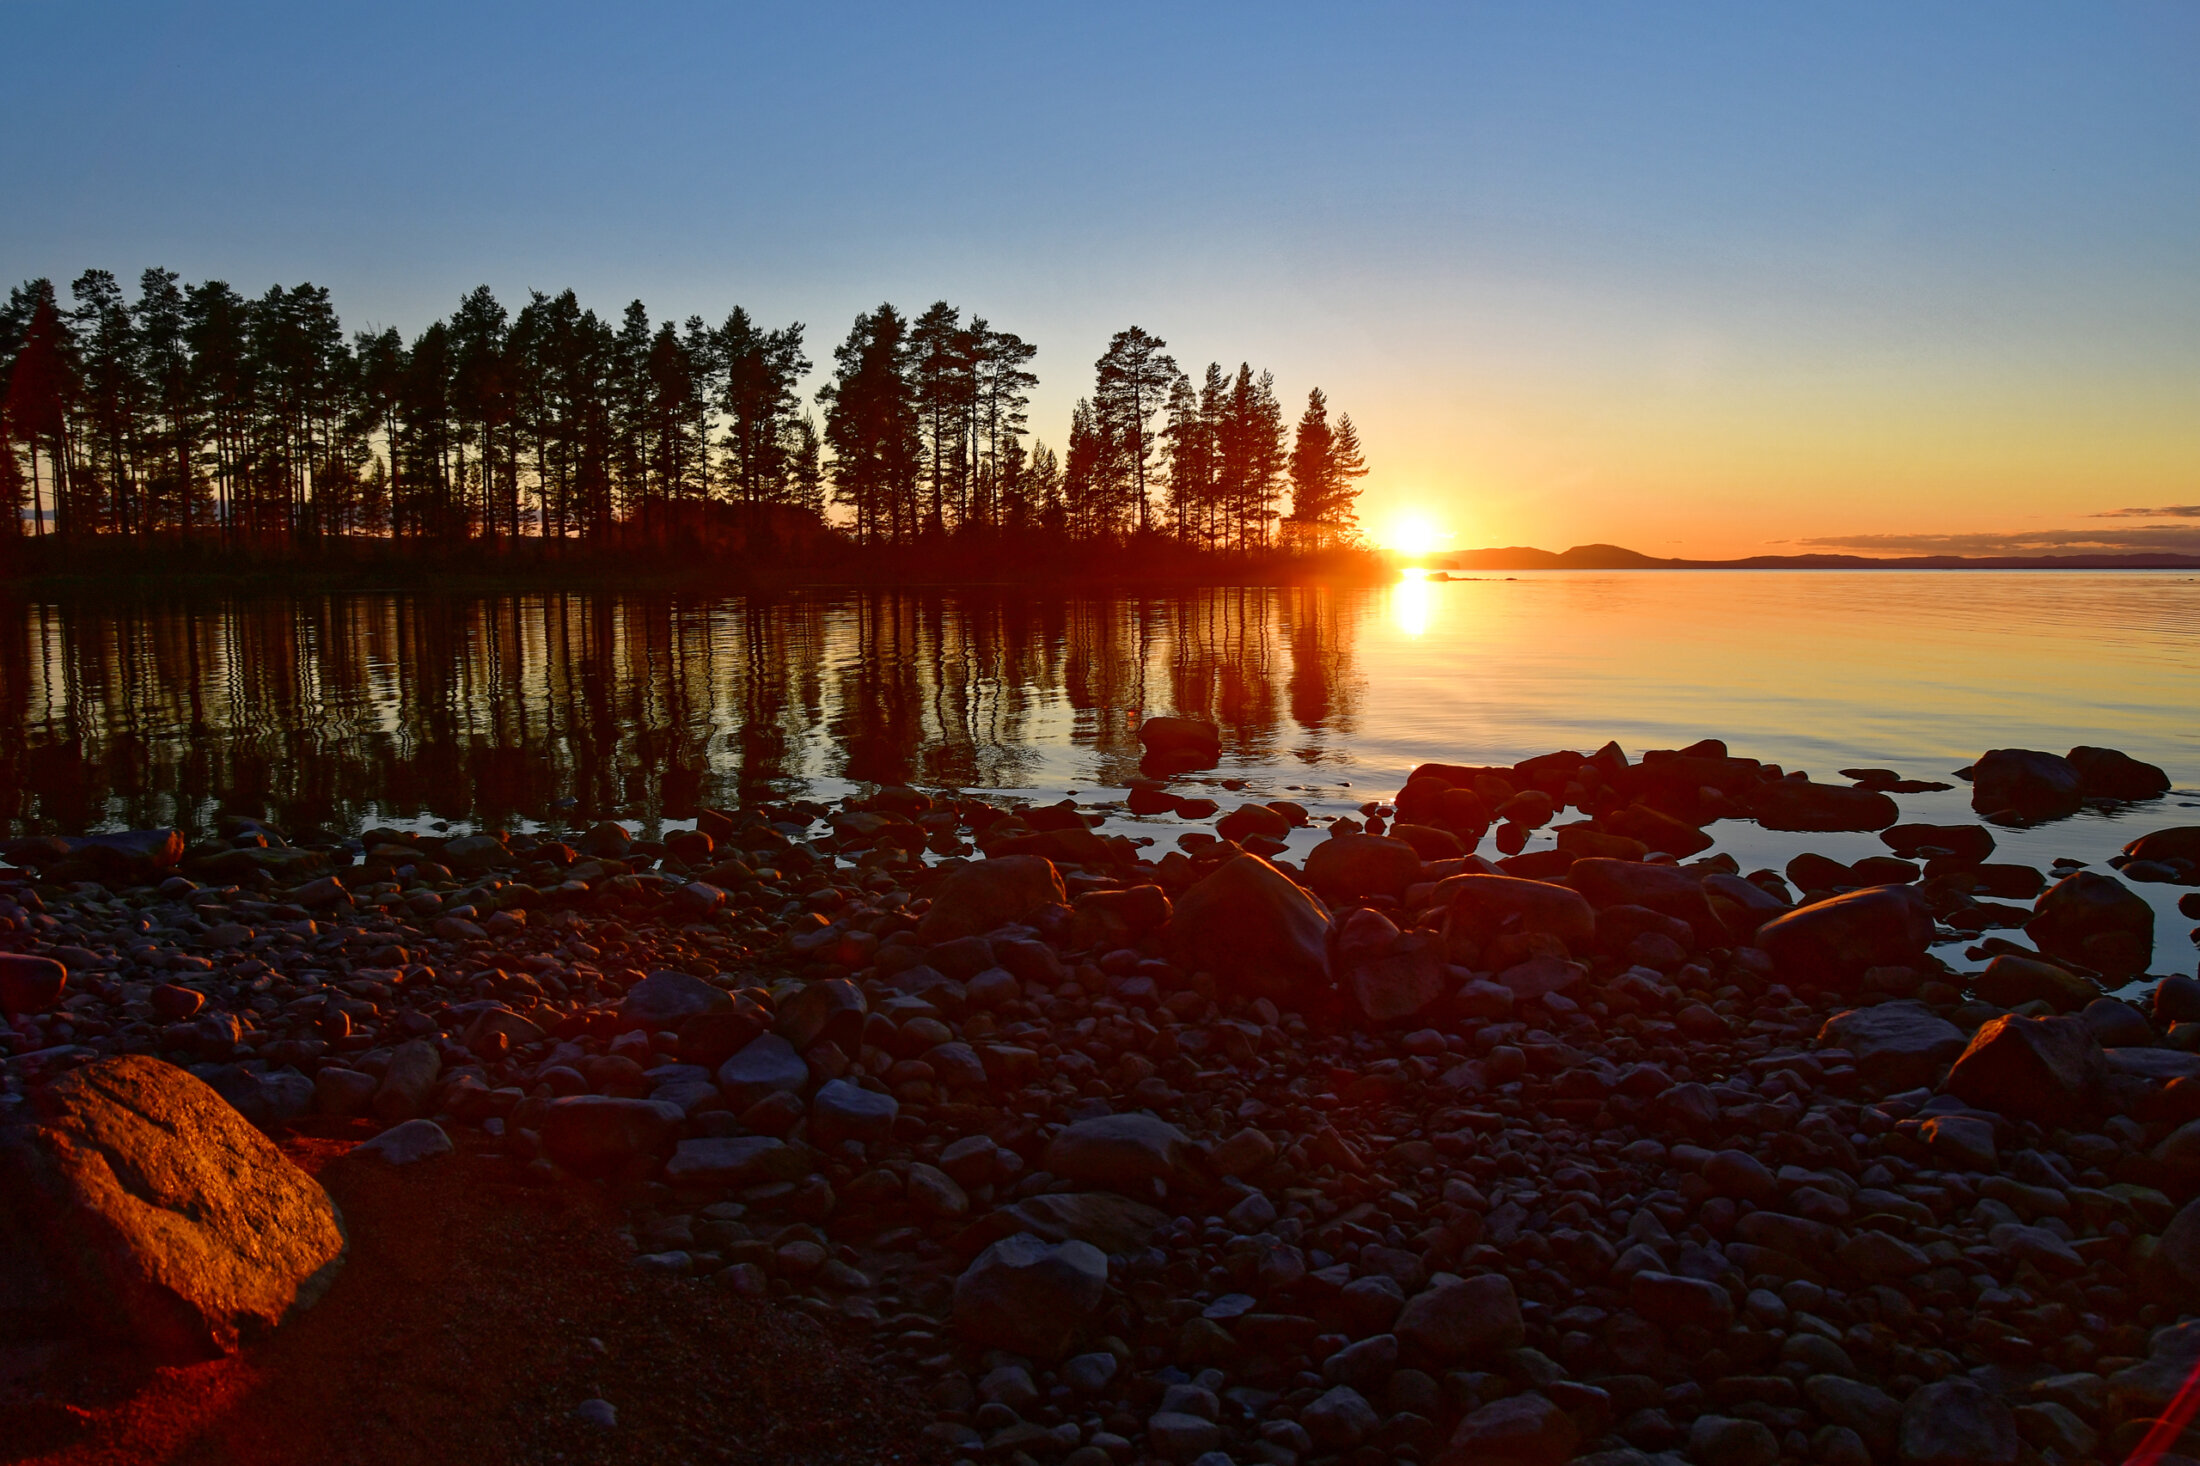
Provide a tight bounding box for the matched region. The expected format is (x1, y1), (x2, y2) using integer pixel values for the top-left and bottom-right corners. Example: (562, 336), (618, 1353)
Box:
(2068, 745), (2171, 801)
(808, 1078), (899, 1149)
(1434, 1392), (1579, 1466)
(716, 1033), (809, 1109)
(0, 1056), (346, 1360)
(953, 1233), (1108, 1358)
(1882, 822), (1996, 863)
(1756, 885), (1935, 990)
(1819, 1001), (1966, 1091)
(1303, 834), (1423, 902)
(917, 856), (1067, 943)
(2028, 870), (2154, 979)
(1942, 1014), (2105, 1126)
(1752, 780), (1899, 832)
(1138, 716), (1221, 760)
(1566, 859), (1720, 939)
(618, 970), (731, 1030)
(1971, 954), (2098, 1013)
(1395, 1272), (1523, 1360)
(1438, 873), (1596, 962)
(1170, 854), (1332, 1007)
(1970, 749), (2083, 822)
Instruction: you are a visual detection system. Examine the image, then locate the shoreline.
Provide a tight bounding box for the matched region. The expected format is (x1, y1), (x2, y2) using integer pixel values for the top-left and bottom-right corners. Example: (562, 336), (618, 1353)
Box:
(4, 734), (2200, 1463)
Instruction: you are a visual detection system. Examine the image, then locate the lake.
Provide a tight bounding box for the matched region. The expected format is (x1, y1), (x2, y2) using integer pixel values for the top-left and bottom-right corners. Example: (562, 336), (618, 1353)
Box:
(3, 570), (2196, 972)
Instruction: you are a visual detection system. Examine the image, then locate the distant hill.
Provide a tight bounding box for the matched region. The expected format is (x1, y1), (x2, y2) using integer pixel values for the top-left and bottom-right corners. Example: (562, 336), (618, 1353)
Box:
(1432, 543), (2200, 571)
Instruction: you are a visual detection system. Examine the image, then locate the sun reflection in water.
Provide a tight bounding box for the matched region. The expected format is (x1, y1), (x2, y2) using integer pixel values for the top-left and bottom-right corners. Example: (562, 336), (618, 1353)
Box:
(1391, 567), (1436, 637)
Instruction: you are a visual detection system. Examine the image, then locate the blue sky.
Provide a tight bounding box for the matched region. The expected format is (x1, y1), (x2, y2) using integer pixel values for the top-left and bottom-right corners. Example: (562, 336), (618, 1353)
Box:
(5, 1), (2195, 554)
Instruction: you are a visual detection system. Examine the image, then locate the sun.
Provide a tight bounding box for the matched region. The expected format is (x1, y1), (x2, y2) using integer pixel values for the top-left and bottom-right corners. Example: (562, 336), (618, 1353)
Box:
(1384, 511), (1443, 557)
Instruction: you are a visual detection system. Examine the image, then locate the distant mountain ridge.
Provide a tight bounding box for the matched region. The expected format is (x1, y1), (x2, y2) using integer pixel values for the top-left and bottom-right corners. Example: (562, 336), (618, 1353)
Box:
(1433, 542), (2200, 571)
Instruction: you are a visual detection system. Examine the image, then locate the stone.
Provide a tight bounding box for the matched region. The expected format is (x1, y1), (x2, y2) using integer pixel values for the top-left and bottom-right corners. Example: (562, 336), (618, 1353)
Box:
(1301, 1385), (1381, 1450)
(1819, 1001), (1966, 1090)
(2028, 870), (2155, 978)
(1883, 822), (1996, 863)
(907, 1162), (969, 1218)
(540, 1096), (684, 1174)
(1496, 956), (1586, 1001)
(917, 856), (1067, 943)
(1395, 1271), (1523, 1359)
(1804, 1377), (1902, 1453)
(1436, 1392), (1580, 1466)
(314, 1066), (378, 1118)
(1304, 833), (1423, 901)
(0, 953), (67, 1014)
(1043, 1112), (1199, 1193)
(1688, 1414), (1779, 1466)
(2156, 975), (2200, 1028)
(809, 1078), (898, 1149)
(663, 1136), (803, 1188)
(1943, 1013), (2105, 1125)
(1752, 780), (1900, 832)
(1208, 1126), (1278, 1178)
(351, 1118), (452, 1165)
(952, 1232), (1107, 1358)
(1916, 1113), (1996, 1170)
(1970, 749), (2084, 821)
(1170, 854), (1333, 1008)
(618, 970), (730, 1029)
(716, 1033), (808, 1109)
(1972, 954), (2098, 1012)
(1063, 1351), (1119, 1395)
(1147, 1411), (1223, 1461)
(1629, 1270), (1734, 1330)
(1335, 907), (1449, 1024)
(1438, 873), (1597, 959)
(1898, 1377), (2018, 1466)
(1703, 1148), (1777, 1204)
(1000, 1190), (1172, 1254)
(2126, 826), (2200, 866)
(2083, 997), (2154, 1047)
(1839, 1231), (1929, 1281)
(1139, 716), (1222, 761)
(2152, 1197), (2200, 1293)
(1756, 886), (1935, 990)
(774, 977), (867, 1053)
(371, 1038), (442, 1123)
(2068, 744), (2171, 800)
(1217, 801), (1292, 844)
(2108, 1320), (2200, 1422)
(0, 1055), (346, 1360)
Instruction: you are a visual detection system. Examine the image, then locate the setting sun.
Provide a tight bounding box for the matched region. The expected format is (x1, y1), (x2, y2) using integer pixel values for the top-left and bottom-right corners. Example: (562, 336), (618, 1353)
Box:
(1383, 511), (1444, 557)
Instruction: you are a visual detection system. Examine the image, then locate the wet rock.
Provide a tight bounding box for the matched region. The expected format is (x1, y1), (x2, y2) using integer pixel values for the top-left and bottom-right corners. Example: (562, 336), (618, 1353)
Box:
(2028, 870), (2154, 978)
(1043, 1112), (1198, 1193)
(1395, 1272), (1523, 1360)
(1943, 1013), (2105, 1125)
(1971, 748), (2084, 821)
(717, 1033), (808, 1109)
(0, 953), (68, 1015)
(916, 855), (1067, 943)
(1883, 822), (1996, 864)
(2082, 996), (2153, 1047)
(540, 1096), (684, 1174)
(2068, 744), (2171, 800)
(1897, 1377), (2018, 1466)
(1170, 854), (1332, 1007)
(1756, 885), (1934, 990)
(618, 970), (730, 1029)
(1753, 780), (1900, 832)
(2126, 826), (2200, 866)
(1138, 716), (1222, 764)
(1972, 954), (2097, 1013)
(1304, 833), (1423, 902)
(2156, 975), (2200, 1028)
(1819, 1001), (1965, 1090)
(952, 1233), (1107, 1359)
(352, 1118), (453, 1165)
(1436, 1391), (1579, 1466)
(0, 1055), (346, 1360)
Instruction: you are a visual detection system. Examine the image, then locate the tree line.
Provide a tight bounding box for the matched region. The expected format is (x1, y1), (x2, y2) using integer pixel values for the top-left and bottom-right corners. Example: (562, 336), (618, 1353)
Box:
(0, 270), (1366, 554)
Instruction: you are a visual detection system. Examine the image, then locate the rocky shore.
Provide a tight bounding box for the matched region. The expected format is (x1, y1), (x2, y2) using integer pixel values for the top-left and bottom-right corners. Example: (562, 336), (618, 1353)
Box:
(5, 731), (2200, 1466)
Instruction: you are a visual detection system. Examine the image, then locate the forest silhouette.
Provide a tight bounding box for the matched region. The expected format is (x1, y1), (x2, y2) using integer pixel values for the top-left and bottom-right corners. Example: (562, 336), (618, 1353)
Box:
(0, 271), (1373, 575)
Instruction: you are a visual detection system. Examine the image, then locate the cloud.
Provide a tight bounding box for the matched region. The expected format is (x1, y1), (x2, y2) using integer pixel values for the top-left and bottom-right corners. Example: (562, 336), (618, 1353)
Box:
(1798, 525), (2200, 556)
(2091, 505), (2200, 518)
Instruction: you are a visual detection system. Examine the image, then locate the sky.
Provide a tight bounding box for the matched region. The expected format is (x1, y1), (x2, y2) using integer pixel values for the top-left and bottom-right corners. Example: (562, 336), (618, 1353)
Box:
(4, 1), (2196, 558)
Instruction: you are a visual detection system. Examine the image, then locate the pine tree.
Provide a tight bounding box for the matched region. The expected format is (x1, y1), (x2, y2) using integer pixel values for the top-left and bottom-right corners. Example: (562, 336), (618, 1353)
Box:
(1092, 327), (1177, 535)
(818, 304), (920, 543)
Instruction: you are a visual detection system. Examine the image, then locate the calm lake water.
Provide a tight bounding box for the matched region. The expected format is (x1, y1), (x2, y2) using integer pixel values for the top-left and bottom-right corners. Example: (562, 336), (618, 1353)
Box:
(4, 571), (2196, 969)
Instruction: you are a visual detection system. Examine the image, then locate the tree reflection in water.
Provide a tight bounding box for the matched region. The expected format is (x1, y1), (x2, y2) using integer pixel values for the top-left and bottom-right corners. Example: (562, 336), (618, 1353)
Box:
(0, 588), (1365, 837)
